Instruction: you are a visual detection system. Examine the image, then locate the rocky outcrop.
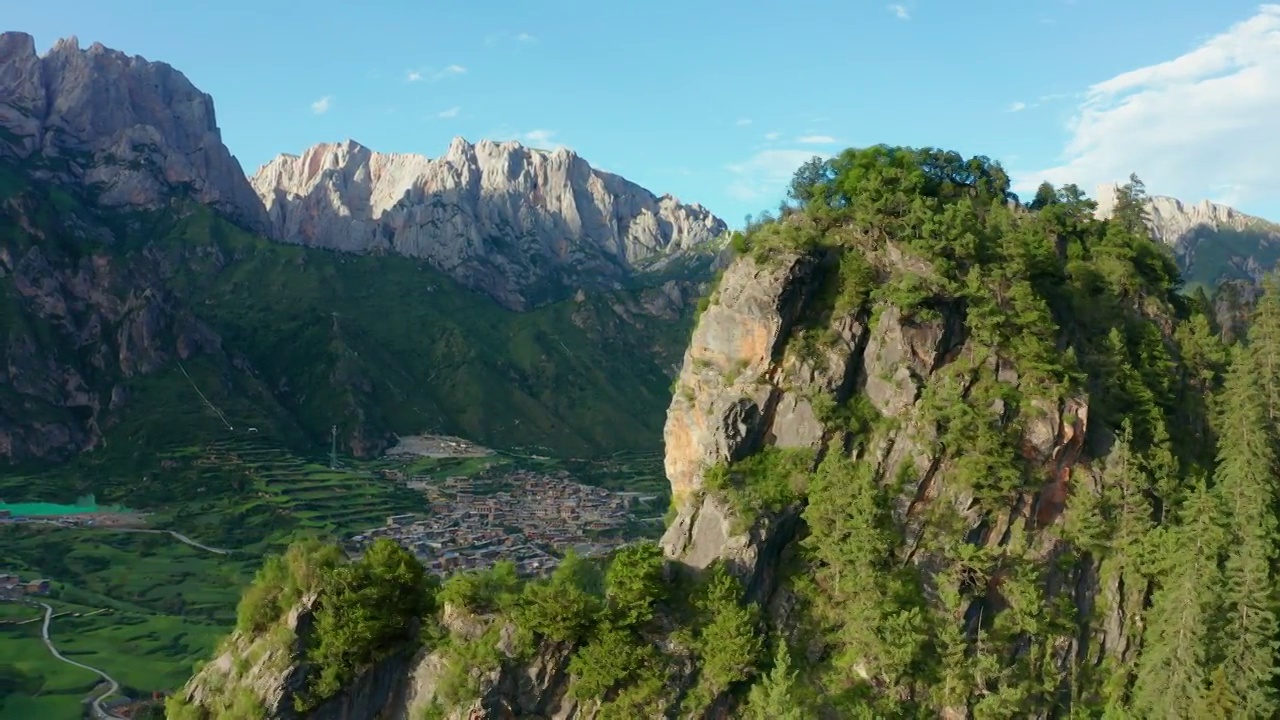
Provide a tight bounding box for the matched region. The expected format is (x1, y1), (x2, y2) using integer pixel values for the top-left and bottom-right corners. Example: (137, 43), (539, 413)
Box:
(659, 240), (1121, 715)
(182, 598), (422, 720)
(659, 251), (833, 613)
(182, 601), (587, 720)
(661, 253), (822, 506)
(250, 139), (726, 309)
(1094, 182), (1280, 285)
(0, 32), (269, 233)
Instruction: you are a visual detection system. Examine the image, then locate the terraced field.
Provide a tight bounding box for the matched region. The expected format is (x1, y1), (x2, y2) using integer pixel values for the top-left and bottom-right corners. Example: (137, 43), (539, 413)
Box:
(0, 435), (451, 718)
(144, 434), (444, 552)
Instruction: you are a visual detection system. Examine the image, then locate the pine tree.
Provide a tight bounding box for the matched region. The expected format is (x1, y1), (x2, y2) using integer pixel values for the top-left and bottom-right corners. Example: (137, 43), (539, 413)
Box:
(1174, 310), (1227, 465)
(1111, 173), (1150, 237)
(1248, 272), (1280, 426)
(1131, 478), (1225, 717)
(1028, 181), (1058, 211)
(1211, 348), (1280, 717)
(746, 640), (810, 720)
(1093, 422), (1154, 709)
(801, 451), (931, 694)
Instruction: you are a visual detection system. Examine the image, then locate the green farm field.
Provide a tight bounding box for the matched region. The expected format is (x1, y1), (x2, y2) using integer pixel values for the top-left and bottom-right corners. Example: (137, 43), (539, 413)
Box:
(0, 433), (670, 719)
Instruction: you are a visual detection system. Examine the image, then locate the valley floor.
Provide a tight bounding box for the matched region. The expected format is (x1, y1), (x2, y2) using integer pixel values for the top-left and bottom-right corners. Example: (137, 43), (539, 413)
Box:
(0, 436), (669, 720)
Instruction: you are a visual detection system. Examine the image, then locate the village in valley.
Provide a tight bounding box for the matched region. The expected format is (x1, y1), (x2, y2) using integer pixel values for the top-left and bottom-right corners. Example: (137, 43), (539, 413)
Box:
(0, 573), (50, 601)
(347, 436), (664, 575)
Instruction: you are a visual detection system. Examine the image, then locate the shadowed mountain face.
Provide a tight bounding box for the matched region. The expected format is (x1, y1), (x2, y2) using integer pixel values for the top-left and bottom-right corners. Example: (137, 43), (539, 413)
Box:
(1094, 182), (1280, 290)
(250, 138), (727, 310)
(0, 33), (725, 465)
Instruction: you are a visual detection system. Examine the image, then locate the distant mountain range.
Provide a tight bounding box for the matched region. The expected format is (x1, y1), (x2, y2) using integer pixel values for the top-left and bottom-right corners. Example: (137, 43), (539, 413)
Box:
(251, 138), (725, 310)
(2, 30), (1277, 471)
(0, 31), (725, 467)
(0, 32), (725, 311)
(1094, 182), (1280, 290)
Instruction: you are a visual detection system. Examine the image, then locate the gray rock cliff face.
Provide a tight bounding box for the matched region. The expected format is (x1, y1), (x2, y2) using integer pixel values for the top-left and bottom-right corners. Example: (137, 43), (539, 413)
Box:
(658, 243), (1117, 717)
(0, 32), (270, 233)
(250, 138), (727, 309)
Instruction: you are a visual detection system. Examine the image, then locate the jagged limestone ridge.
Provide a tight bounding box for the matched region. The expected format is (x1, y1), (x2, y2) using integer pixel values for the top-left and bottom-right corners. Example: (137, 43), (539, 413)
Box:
(249, 138), (727, 310)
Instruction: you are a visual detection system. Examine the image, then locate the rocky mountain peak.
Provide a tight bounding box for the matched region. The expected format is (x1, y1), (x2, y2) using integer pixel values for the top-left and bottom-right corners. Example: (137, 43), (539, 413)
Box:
(0, 32), (270, 234)
(49, 34), (80, 53)
(1094, 182), (1280, 285)
(1093, 182), (1271, 244)
(250, 137), (726, 309)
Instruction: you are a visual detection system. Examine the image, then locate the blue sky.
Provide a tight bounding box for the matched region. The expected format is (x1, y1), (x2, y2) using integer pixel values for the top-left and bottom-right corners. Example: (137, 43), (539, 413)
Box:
(10, 1), (1280, 225)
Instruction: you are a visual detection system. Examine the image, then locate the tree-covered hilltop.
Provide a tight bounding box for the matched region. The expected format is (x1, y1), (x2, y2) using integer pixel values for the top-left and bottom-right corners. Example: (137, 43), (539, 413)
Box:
(174, 146), (1280, 720)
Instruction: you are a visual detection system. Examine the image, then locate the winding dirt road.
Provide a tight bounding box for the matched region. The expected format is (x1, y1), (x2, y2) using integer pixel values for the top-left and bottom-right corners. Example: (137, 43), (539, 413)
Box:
(36, 602), (126, 720)
(102, 528), (232, 555)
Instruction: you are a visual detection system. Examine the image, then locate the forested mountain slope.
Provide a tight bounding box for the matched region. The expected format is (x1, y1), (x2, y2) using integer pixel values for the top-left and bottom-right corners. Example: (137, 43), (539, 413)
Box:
(0, 156), (706, 466)
(173, 147), (1280, 719)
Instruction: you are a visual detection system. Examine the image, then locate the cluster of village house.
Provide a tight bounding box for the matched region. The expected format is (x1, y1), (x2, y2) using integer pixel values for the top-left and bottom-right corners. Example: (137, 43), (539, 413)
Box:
(347, 469), (648, 576)
(0, 513), (76, 601)
(0, 573), (50, 599)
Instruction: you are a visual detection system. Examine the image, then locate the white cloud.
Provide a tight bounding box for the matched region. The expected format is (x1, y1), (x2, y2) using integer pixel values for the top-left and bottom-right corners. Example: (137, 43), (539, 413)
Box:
(486, 127), (568, 150)
(888, 3), (911, 20)
(436, 106), (461, 119)
(310, 96), (332, 115)
(523, 129), (559, 147)
(726, 149), (832, 202)
(433, 64), (467, 81)
(763, 131), (781, 141)
(1007, 101), (1028, 112)
(1018, 4), (1280, 213)
(736, 117), (753, 126)
(407, 65), (466, 83)
(486, 31), (537, 46)
(797, 134), (836, 144)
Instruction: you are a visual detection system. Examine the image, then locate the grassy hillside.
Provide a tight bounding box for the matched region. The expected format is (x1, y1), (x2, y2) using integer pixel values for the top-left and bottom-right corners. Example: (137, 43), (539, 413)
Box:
(0, 156), (702, 473)
(131, 205), (694, 456)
